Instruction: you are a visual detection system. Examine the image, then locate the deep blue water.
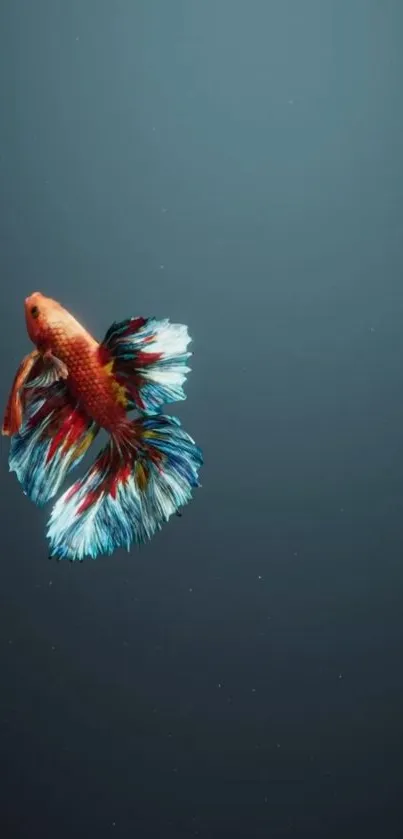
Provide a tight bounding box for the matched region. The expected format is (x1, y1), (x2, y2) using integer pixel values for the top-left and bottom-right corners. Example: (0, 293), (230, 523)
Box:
(1, 2), (403, 837)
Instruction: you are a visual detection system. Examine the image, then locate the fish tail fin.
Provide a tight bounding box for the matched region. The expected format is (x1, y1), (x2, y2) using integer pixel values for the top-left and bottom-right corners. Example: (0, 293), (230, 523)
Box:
(47, 413), (203, 560)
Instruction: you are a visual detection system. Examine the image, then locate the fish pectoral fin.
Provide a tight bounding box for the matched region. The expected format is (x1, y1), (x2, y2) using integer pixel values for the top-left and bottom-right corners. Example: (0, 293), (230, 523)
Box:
(25, 351), (69, 390)
(42, 350), (69, 380)
(2, 350), (40, 436)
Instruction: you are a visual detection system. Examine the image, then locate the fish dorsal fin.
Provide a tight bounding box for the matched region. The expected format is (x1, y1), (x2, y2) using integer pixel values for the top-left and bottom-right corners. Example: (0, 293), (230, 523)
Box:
(99, 315), (193, 413)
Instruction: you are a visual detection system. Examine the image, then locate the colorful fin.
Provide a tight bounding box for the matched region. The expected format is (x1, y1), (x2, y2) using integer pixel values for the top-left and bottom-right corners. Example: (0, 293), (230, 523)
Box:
(8, 382), (98, 506)
(47, 414), (203, 560)
(99, 316), (193, 412)
(3, 350), (69, 437)
(26, 351), (69, 389)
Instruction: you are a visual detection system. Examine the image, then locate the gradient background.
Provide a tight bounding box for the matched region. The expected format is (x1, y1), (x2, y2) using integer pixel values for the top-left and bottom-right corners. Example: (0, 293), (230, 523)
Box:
(1, 1), (403, 837)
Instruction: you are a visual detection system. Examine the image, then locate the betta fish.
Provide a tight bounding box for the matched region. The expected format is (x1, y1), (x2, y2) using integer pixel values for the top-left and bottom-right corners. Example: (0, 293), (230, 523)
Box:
(2, 292), (202, 561)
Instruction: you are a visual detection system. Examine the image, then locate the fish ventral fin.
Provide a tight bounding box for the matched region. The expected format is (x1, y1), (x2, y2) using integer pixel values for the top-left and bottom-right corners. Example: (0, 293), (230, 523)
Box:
(99, 315), (193, 412)
(47, 413), (203, 560)
(2, 350), (40, 436)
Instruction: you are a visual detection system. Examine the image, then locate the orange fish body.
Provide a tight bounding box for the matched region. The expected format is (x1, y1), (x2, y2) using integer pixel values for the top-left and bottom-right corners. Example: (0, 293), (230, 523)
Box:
(3, 292), (202, 560)
(24, 292), (127, 430)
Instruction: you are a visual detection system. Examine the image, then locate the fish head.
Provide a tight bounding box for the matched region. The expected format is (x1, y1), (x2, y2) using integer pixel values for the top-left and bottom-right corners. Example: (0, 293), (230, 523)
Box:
(24, 292), (66, 347)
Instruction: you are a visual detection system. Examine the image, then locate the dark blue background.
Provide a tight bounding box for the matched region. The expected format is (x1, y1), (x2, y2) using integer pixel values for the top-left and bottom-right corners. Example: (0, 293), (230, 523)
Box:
(1, 1), (403, 836)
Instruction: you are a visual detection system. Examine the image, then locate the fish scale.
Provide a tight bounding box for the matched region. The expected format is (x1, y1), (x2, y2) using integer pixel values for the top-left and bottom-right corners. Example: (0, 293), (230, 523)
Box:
(47, 324), (124, 429)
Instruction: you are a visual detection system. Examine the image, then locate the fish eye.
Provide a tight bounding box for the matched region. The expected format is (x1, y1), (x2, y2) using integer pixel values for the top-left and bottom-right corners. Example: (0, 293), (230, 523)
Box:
(30, 305), (39, 319)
